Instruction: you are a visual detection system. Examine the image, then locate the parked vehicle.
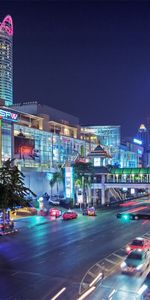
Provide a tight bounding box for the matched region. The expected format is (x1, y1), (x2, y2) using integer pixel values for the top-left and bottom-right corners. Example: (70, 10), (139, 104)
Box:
(12, 206), (37, 216)
(48, 196), (60, 206)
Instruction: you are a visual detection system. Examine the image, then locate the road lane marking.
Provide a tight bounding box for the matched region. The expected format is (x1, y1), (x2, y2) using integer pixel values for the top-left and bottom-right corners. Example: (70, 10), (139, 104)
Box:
(95, 263), (102, 268)
(87, 271), (97, 279)
(113, 253), (124, 259)
(97, 265), (108, 272)
(89, 272), (103, 287)
(105, 258), (117, 265)
(76, 286), (96, 300)
(50, 287), (66, 300)
(108, 289), (116, 298)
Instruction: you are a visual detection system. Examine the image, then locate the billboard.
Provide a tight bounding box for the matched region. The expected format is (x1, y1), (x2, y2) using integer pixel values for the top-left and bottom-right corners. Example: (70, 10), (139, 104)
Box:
(14, 136), (40, 161)
(65, 167), (74, 199)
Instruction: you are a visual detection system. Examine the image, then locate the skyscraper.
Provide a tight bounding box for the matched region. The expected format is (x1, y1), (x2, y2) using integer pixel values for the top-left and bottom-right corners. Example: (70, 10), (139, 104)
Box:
(0, 15), (13, 106)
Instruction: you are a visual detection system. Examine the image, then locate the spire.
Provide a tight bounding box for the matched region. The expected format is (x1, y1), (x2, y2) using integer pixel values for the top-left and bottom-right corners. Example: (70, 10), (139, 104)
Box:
(0, 15), (13, 37)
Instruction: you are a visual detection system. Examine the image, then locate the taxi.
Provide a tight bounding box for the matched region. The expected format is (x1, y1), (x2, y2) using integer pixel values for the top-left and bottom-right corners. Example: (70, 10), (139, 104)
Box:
(62, 210), (78, 220)
(82, 207), (96, 216)
(49, 208), (62, 218)
(126, 237), (150, 254)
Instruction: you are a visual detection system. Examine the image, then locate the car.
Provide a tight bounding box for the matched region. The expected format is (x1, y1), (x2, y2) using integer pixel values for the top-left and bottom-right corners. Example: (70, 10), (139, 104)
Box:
(48, 196), (60, 206)
(82, 207), (96, 216)
(62, 210), (78, 220)
(12, 207), (37, 216)
(126, 237), (150, 254)
(49, 208), (62, 218)
(121, 249), (150, 275)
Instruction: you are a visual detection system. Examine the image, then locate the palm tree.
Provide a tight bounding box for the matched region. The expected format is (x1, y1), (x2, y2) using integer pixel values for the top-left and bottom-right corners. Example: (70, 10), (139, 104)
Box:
(49, 168), (64, 199)
(74, 162), (94, 206)
(0, 159), (35, 229)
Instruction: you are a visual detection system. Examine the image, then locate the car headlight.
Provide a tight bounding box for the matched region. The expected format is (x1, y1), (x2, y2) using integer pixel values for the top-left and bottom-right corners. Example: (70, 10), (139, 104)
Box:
(121, 261), (127, 268)
(126, 246), (131, 252)
(136, 264), (143, 270)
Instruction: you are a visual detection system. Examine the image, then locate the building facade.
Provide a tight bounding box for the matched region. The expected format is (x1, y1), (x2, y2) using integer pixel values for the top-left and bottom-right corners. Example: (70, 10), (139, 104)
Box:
(0, 15), (13, 106)
(81, 125), (139, 168)
(0, 105), (96, 196)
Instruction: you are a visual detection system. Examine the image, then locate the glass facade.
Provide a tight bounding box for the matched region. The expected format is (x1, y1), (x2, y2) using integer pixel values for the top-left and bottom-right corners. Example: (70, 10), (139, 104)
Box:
(2, 121), (12, 161)
(81, 126), (139, 167)
(14, 124), (53, 170)
(13, 125), (95, 170)
(0, 16), (13, 106)
(53, 134), (94, 166)
(0, 119), (139, 170)
(116, 149), (138, 168)
(81, 126), (120, 158)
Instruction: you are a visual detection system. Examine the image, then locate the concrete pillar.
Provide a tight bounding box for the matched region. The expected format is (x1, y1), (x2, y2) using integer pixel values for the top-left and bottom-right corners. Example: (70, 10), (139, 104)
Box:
(105, 189), (110, 204)
(101, 174), (105, 205)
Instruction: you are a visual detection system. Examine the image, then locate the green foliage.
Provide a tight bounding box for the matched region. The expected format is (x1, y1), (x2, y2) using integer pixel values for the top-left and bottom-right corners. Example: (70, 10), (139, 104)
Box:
(49, 168), (64, 196)
(74, 178), (81, 187)
(74, 162), (94, 180)
(69, 198), (74, 208)
(0, 159), (36, 210)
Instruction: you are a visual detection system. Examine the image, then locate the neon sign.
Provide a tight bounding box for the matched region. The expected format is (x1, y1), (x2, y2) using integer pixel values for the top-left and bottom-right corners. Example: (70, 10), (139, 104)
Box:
(0, 109), (18, 122)
(133, 138), (142, 145)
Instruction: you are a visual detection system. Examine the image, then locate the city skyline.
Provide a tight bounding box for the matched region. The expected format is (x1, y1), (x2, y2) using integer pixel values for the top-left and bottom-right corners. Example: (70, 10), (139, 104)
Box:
(1, 1), (150, 136)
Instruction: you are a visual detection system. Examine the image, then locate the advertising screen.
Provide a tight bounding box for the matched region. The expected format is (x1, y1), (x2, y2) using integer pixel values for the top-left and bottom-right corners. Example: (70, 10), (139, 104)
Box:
(14, 136), (40, 161)
(65, 166), (74, 199)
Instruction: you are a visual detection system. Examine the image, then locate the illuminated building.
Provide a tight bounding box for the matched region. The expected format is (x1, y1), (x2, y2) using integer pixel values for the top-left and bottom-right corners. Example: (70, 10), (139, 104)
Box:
(81, 125), (139, 168)
(0, 104), (96, 195)
(81, 125), (120, 164)
(0, 15), (13, 106)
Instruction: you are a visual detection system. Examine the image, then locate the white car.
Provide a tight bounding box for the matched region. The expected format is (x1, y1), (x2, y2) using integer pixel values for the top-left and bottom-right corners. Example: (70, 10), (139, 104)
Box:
(48, 197), (60, 206)
(121, 249), (150, 275)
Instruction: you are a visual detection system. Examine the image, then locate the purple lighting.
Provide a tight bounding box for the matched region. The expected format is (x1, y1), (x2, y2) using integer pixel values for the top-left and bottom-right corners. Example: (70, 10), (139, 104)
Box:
(0, 15), (13, 37)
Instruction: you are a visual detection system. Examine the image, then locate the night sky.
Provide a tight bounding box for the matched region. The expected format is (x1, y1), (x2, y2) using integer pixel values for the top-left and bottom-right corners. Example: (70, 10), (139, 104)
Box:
(1, 1), (150, 136)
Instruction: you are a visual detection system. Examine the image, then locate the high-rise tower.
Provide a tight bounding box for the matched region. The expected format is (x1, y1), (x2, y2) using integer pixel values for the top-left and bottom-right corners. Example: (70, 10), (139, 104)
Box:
(0, 15), (13, 106)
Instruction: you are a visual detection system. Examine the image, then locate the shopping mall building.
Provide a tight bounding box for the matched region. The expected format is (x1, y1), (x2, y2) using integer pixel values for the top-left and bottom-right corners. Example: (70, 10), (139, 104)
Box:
(0, 101), (143, 196)
(0, 102), (99, 196)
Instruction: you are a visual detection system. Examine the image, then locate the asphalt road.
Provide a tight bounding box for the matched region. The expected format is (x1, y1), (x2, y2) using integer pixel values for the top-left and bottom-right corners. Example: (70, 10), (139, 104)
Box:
(1, 202), (150, 300)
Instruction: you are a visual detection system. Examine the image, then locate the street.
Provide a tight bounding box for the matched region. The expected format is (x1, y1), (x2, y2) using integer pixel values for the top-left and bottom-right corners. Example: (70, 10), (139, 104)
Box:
(1, 202), (150, 299)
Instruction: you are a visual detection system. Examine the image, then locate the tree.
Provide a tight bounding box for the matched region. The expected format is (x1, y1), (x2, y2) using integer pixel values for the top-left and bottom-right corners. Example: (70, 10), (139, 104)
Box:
(0, 159), (36, 227)
(74, 162), (94, 205)
(49, 168), (64, 199)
